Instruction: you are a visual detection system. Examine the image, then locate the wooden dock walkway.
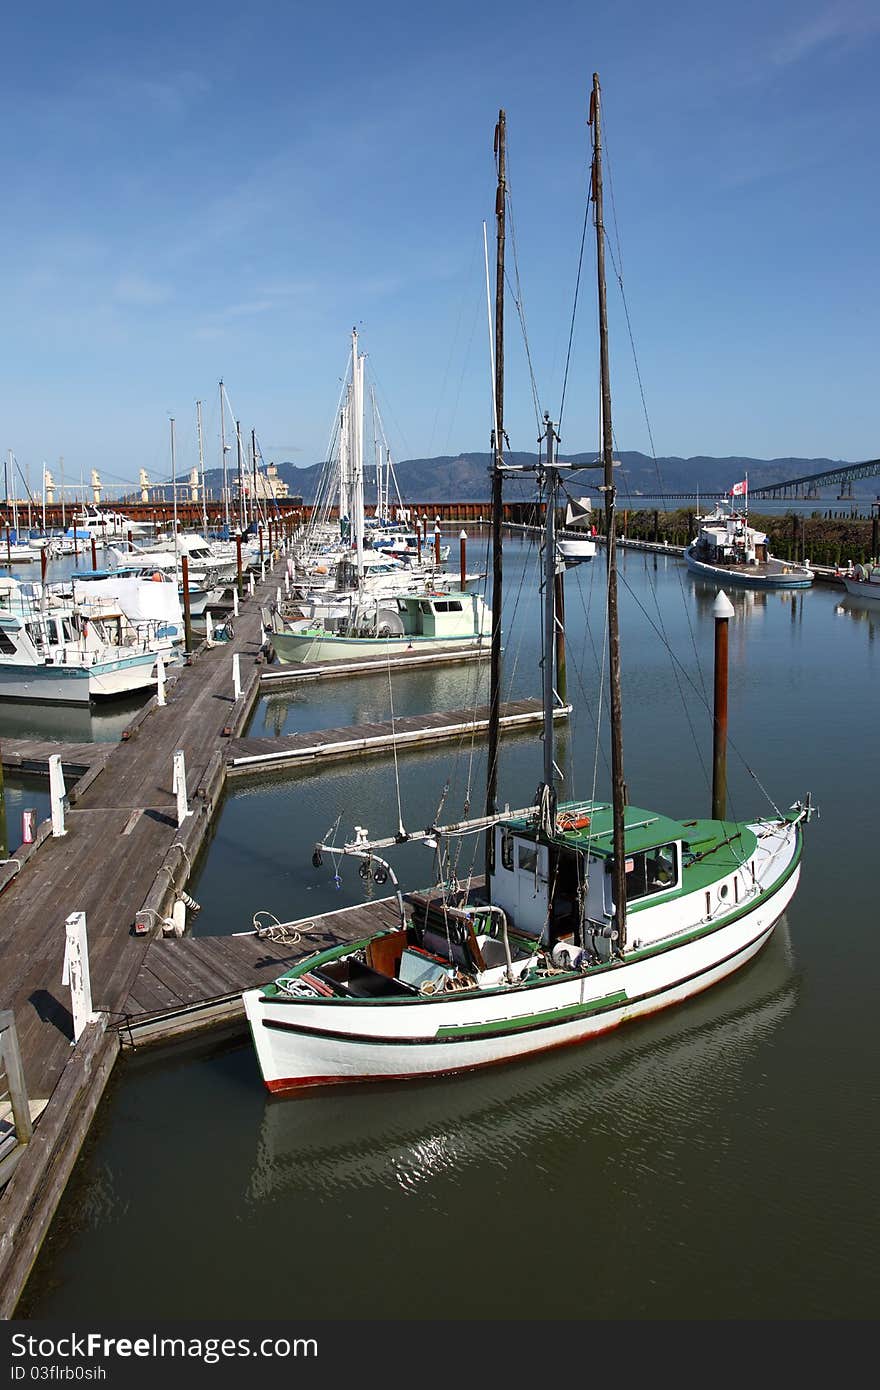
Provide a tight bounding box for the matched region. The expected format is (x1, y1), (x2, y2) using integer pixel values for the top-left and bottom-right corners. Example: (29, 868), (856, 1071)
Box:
(122, 899), (402, 1046)
(0, 561), (276, 1314)
(226, 697), (569, 774)
(0, 738), (113, 776)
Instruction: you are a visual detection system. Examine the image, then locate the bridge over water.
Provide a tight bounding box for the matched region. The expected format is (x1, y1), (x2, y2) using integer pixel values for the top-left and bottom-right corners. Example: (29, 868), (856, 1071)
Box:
(627, 457), (880, 503)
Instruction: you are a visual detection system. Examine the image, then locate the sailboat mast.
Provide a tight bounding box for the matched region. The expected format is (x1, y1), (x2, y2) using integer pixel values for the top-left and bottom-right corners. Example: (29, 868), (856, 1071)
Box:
(170, 417), (179, 564)
(235, 421), (244, 530)
(196, 400), (208, 534)
(591, 71), (628, 950)
(219, 380), (229, 530)
(541, 415), (559, 831)
(486, 108), (506, 828)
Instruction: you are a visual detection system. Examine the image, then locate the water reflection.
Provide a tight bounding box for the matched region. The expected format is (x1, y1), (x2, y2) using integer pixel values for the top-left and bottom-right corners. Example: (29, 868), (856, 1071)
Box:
(247, 923), (797, 1207)
(835, 595), (880, 638)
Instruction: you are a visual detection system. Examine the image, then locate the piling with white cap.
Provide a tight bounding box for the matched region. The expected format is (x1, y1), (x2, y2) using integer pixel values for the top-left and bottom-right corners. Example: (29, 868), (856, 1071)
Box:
(156, 654), (166, 706)
(173, 749), (190, 827)
(49, 754), (66, 837)
(712, 590), (735, 820)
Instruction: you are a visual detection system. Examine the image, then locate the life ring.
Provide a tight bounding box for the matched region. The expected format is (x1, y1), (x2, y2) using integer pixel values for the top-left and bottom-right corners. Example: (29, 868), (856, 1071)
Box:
(556, 811), (590, 832)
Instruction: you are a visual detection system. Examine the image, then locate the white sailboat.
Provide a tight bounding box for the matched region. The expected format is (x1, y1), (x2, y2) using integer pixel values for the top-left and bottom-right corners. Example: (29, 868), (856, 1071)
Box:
(243, 83), (812, 1090)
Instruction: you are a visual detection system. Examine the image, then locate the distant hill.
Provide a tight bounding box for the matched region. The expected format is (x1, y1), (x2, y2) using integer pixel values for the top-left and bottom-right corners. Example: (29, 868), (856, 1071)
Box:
(145, 451), (871, 504)
(258, 451), (868, 503)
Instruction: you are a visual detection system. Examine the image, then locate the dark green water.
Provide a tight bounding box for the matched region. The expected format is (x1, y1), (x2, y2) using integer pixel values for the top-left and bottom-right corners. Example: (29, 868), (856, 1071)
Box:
(18, 536), (880, 1319)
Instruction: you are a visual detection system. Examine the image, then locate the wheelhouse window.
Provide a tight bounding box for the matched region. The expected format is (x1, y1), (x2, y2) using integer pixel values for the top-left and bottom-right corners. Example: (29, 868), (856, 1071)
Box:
(517, 843), (538, 874)
(624, 843), (679, 901)
(0, 627), (17, 654)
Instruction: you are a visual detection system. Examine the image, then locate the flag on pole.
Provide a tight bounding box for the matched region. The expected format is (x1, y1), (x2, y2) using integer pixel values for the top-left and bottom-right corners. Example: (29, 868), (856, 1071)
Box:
(730, 479), (748, 497)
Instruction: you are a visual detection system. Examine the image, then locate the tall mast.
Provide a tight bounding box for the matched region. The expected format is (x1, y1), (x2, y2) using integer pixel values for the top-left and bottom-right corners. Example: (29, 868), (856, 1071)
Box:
(591, 71), (628, 951)
(60, 456), (65, 530)
(251, 428), (260, 529)
(235, 420), (244, 530)
(196, 400), (208, 534)
(352, 335), (365, 582)
(540, 414), (559, 834)
(219, 379), (229, 530)
(170, 417), (179, 565)
(485, 108), (506, 836)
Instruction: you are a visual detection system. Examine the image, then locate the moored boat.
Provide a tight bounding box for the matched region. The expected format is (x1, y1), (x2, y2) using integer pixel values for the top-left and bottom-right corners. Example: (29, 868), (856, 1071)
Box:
(684, 494), (813, 589)
(838, 560), (880, 602)
(243, 81), (813, 1093)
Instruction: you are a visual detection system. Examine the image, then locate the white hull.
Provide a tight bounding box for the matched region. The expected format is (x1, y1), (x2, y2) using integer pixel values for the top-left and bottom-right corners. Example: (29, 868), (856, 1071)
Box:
(244, 842), (801, 1092)
(684, 545), (813, 589)
(0, 651), (157, 704)
(842, 578), (880, 603)
(271, 630), (487, 664)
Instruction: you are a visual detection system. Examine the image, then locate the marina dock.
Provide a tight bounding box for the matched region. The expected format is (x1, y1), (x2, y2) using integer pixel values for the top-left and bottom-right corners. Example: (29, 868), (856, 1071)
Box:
(0, 545), (563, 1313)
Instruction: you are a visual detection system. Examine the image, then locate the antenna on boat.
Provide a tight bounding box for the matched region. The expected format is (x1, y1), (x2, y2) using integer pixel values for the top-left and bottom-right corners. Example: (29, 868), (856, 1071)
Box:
(485, 108), (507, 867)
(591, 70), (628, 951)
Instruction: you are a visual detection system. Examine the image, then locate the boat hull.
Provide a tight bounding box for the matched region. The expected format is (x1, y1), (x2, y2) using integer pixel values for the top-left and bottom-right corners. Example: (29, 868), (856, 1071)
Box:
(244, 850), (800, 1092)
(0, 652), (157, 704)
(841, 578), (880, 603)
(684, 546), (813, 588)
(271, 631), (487, 664)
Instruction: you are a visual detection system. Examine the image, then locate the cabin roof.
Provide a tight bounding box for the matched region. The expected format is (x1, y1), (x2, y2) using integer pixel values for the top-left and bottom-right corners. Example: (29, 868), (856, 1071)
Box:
(503, 800), (759, 866)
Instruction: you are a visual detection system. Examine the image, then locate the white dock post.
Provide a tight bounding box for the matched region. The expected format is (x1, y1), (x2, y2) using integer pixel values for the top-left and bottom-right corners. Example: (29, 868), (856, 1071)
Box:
(276, 586), (282, 607)
(172, 749), (191, 826)
(260, 560), (266, 582)
(48, 754), (66, 837)
(62, 911), (96, 1043)
(284, 572), (290, 596)
(233, 588), (239, 617)
(232, 652), (242, 701)
(287, 558), (294, 579)
(156, 654), (166, 706)
(205, 610), (214, 647)
(248, 572), (255, 597)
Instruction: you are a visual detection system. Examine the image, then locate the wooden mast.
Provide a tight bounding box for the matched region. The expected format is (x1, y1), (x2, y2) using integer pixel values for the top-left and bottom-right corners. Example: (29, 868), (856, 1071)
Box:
(590, 72), (628, 951)
(485, 109), (506, 846)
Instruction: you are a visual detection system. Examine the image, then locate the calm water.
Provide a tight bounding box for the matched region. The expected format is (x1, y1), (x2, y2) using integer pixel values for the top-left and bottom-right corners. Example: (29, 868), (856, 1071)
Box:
(18, 535), (880, 1319)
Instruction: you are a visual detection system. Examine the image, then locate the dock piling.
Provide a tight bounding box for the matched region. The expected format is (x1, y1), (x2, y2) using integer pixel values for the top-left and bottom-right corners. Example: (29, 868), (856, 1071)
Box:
(62, 912), (95, 1044)
(172, 750), (191, 827)
(232, 588), (239, 618)
(156, 655), (166, 706)
(48, 755), (66, 837)
(232, 652), (242, 702)
(205, 611), (214, 648)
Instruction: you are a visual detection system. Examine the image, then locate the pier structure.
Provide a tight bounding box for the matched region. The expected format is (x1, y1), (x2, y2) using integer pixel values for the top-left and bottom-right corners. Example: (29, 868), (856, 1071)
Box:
(0, 532), (570, 1312)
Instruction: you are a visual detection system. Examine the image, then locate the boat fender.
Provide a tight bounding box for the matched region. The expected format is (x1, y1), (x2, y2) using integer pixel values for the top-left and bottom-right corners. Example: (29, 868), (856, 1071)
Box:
(171, 897), (187, 937)
(312, 847), (323, 868)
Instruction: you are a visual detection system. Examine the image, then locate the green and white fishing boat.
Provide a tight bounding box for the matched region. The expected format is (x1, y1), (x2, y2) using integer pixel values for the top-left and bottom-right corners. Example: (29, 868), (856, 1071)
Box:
(269, 589), (491, 664)
(243, 79), (813, 1092)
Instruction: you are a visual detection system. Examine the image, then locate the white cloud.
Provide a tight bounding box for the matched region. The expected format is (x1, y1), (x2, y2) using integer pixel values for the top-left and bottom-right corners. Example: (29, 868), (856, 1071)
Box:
(772, 2), (880, 67)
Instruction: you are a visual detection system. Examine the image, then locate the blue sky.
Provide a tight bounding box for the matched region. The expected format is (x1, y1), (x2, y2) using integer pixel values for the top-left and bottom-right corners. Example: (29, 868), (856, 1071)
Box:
(2, 0), (878, 494)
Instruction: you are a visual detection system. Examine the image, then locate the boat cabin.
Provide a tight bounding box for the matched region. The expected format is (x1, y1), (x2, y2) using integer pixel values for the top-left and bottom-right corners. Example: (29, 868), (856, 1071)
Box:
(487, 802), (690, 960)
(693, 507), (768, 567)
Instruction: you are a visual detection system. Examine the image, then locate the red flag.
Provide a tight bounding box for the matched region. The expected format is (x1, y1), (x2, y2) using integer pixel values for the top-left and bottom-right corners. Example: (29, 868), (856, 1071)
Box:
(730, 479), (748, 497)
